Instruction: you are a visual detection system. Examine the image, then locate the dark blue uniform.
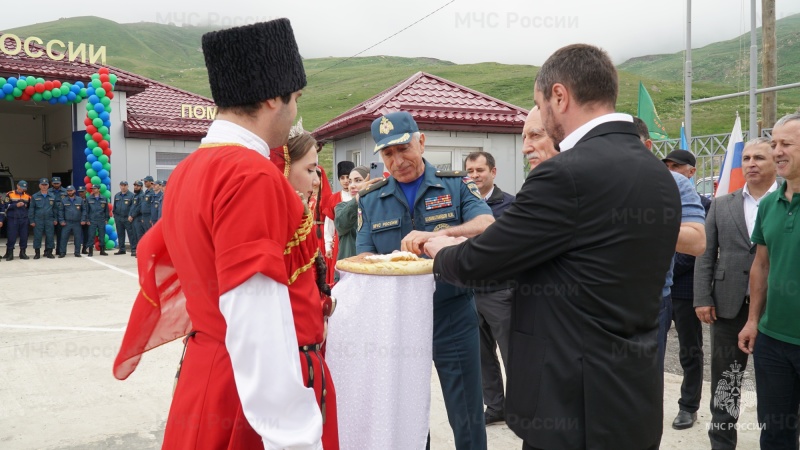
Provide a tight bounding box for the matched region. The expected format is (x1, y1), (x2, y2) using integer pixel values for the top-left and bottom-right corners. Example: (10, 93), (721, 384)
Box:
(150, 191), (163, 224)
(49, 186), (68, 253)
(28, 191), (57, 255)
(113, 190), (135, 252)
(140, 188), (154, 233)
(129, 190), (145, 251)
(3, 189), (31, 258)
(357, 161), (492, 449)
(85, 194), (110, 256)
(58, 195), (87, 256)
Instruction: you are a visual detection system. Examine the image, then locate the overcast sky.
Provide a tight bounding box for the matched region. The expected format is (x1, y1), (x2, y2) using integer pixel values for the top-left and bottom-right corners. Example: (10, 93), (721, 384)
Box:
(2, 0), (799, 65)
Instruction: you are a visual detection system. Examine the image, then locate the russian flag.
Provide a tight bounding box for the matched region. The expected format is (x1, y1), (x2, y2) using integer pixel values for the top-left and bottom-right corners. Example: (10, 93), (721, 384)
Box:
(716, 116), (745, 197)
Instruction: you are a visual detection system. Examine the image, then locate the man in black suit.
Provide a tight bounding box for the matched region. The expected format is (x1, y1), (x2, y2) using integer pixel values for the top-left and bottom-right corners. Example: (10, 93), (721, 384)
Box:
(424, 44), (680, 450)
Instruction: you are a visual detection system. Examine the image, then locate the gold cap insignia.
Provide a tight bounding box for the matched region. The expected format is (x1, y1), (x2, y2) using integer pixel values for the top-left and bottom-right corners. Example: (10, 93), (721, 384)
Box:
(379, 117), (394, 135)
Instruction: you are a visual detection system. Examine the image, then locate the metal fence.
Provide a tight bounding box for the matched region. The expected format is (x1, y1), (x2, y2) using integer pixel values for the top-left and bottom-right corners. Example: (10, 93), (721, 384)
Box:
(651, 128), (773, 187)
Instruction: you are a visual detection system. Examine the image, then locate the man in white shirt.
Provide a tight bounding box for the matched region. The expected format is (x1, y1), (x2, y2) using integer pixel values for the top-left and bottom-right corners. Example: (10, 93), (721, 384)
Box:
(694, 137), (777, 449)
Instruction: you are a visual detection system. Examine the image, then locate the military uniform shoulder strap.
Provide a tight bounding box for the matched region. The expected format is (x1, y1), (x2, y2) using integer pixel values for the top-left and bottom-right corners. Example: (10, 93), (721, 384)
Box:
(358, 178), (389, 198)
(435, 170), (468, 178)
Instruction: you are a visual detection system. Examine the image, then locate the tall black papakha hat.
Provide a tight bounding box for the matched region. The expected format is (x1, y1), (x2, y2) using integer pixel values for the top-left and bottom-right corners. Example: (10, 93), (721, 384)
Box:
(337, 161), (355, 178)
(201, 19), (307, 107)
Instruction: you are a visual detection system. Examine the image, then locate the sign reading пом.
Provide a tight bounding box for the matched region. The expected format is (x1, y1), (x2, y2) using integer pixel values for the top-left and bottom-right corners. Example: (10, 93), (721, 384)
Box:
(1, 33), (107, 65)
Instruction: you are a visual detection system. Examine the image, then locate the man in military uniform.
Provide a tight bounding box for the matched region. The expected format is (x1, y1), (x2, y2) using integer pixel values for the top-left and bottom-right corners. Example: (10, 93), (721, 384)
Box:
(3, 180), (32, 260)
(140, 175), (155, 234)
(49, 176), (68, 253)
(85, 184), (109, 256)
(28, 178), (57, 259)
(113, 181), (135, 255)
(128, 180), (145, 257)
(356, 111), (495, 450)
(57, 185), (87, 257)
(77, 186), (91, 254)
(150, 180), (164, 225)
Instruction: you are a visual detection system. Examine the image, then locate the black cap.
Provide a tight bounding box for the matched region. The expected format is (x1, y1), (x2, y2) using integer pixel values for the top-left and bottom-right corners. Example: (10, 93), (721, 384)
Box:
(201, 19), (306, 107)
(662, 149), (696, 167)
(133, 180), (143, 186)
(337, 161), (355, 178)
(119, 180), (128, 185)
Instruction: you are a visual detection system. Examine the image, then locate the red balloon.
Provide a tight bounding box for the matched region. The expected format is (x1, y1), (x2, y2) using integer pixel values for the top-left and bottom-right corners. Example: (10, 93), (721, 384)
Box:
(21, 93), (30, 101)
(52, 80), (61, 88)
(99, 67), (109, 75)
(106, 91), (114, 100)
(44, 81), (53, 90)
(34, 83), (45, 93)
(84, 117), (92, 127)
(86, 183), (93, 192)
(101, 82), (112, 92)
(92, 132), (103, 142)
(104, 148), (112, 156)
(86, 125), (97, 134)
(99, 140), (109, 150)
(84, 176), (91, 185)
(24, 86), (34, 95)
(99, 74), (109, 82)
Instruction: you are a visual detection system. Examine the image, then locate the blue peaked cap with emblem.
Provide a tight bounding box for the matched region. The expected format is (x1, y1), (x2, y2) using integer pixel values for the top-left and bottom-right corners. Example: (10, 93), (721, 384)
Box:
(371, 111), (419, 154)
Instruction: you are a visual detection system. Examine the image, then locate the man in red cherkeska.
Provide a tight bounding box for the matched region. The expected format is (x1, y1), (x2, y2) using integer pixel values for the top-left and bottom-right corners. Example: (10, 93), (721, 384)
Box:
(113, 18), (338, 450)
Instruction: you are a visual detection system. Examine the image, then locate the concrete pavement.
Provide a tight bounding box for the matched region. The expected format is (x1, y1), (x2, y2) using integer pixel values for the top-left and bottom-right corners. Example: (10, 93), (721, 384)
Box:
(0, 241), (761, 449)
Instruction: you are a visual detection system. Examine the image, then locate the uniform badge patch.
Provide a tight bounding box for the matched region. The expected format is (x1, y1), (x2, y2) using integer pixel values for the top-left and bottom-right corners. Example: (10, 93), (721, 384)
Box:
(379, 116), (394, 135)
(463, 177), (482, 199)
(357, 208), (363, 232)
(433, 223), (451, 231)
(424, 194), (453, 210)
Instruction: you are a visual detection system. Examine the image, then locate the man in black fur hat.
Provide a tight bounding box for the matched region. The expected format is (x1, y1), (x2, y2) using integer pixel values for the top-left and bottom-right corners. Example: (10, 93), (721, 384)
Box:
(113, 19), (339, 450)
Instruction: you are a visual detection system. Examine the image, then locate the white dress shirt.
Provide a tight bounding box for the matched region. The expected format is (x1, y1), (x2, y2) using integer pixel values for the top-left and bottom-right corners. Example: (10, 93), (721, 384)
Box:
(558, 113), (634, 152)
(203, 120), (323, 450)
(742, 180), (778, 297)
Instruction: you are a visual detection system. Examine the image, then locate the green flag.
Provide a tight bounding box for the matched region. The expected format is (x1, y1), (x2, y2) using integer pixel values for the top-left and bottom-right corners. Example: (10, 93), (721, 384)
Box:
(637, 81), (669, 140)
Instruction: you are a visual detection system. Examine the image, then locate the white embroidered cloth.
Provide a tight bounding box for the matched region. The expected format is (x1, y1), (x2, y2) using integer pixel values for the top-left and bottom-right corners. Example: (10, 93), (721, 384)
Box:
(326, 271), (435, 450)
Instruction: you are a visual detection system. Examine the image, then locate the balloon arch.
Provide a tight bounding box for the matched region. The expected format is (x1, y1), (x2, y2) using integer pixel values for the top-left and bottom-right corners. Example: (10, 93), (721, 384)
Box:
(0, 67), (120, 250)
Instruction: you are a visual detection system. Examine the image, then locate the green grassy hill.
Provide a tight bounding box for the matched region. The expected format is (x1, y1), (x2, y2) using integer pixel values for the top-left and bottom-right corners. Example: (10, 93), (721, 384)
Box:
(7, 15), (800, 173)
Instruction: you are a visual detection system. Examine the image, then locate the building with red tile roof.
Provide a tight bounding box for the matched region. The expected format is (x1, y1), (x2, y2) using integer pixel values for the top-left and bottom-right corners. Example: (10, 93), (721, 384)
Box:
(313, 72), (529, 194)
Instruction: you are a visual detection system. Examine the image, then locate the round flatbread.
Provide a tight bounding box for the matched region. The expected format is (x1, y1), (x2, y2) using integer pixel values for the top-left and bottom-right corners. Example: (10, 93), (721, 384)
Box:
(336, 252), (433, 276)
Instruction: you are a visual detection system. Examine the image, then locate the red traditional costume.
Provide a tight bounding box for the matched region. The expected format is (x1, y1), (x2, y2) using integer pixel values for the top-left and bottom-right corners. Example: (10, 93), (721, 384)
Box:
(113, 19), (338, 450)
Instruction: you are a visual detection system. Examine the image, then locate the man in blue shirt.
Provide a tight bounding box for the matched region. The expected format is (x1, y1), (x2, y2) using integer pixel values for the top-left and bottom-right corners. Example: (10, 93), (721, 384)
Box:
(357, 112), (495, 450)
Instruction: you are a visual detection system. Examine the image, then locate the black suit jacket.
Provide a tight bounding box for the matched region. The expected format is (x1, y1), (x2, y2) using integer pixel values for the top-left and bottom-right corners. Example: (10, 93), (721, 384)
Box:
(434, 121), (681, 449)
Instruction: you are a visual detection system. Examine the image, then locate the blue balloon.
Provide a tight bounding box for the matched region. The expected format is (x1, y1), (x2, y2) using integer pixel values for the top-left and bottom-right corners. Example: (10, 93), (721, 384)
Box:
(86, 87), (95, 96)
(48, 98), (58, 104)
(7, 77), (17, 86)
(88, 95), (99, 104)
(91, 161), (103, 171)
(87, 154), (97, 163)
(75, 81), (85, 88)
(58, 95), (68, 104)
(94, 103), (105, 113)
(99, 112), (110, 121)
(105, 225), (114, 234)
(67, 92), (77, 102)
(1, 84), (12, 95)
(109, 232), (118, 241)
(102, 177), (111, 186)
(84, 148), (92, 156)
(98, 169), (109, 179)
(103, 120), (111, 128)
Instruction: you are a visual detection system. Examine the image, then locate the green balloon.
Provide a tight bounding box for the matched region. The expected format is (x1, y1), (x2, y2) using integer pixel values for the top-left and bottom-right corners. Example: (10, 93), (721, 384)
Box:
(52, 88), (62, 97)
(87, 140), (97, 149)
(79, 88), (87, 98)
(85, 102), (93, 111)
(101, 97), (111, 107)
(91, 176), (101, 185)
(87, 110), (98, 120)
(37, 78), (44, 85)
(4, 94), (14, 101)
(105, 240), (115, 250)
(109, 74), (117, 84)
(32, 93), (42, 102)
(0, 77), (6, 85)
(103, 191), (111, 200)
(93, 147), (103, 157)
(93, 118), (103, 128)
(85, 133), (92, 142)
(86, 168), (97, 177)
(42, 90), (52, 100)
(84, 162), (91, 170)
(108, 217), (115, 226)
(98, 154), (109, 164)
(95, 88), (106, 98)
(100, 184), (107, 193)
(105, 104), (112, 112)
(102, 133), (110, 142)
(16, 79), (27, 89)
(12, 87), (22, 98)
(61, 82), (71, 91)
(98, 126), (109, 135)
(102, 162), (111, 171)
(91, 73), (99, 80)
(91, 79), (102, 89)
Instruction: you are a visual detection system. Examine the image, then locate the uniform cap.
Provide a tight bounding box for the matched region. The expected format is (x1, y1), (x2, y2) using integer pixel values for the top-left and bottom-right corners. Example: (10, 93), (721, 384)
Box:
(39, 177), (49, 185)
(66, 185), (75, 191)
(18, 180), (28, 188)
(371, 111), (419, 154)
(77, 186), (86, 192)
(133, 180), (143, 186)
(91, 184), (101, 189)
(51, 176), (61, 183)
(119, 181), (128, 185)
(143, 176), (154, 182)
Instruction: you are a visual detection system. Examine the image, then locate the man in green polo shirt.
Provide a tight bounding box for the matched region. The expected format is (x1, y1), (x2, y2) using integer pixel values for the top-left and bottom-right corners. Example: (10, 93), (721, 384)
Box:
(738, 112), (800, 448)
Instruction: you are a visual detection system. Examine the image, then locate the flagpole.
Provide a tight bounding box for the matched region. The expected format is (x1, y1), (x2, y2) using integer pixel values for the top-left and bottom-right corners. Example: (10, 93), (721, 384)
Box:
(684, 0), (693, 145)
(749, 0), (758, 140)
